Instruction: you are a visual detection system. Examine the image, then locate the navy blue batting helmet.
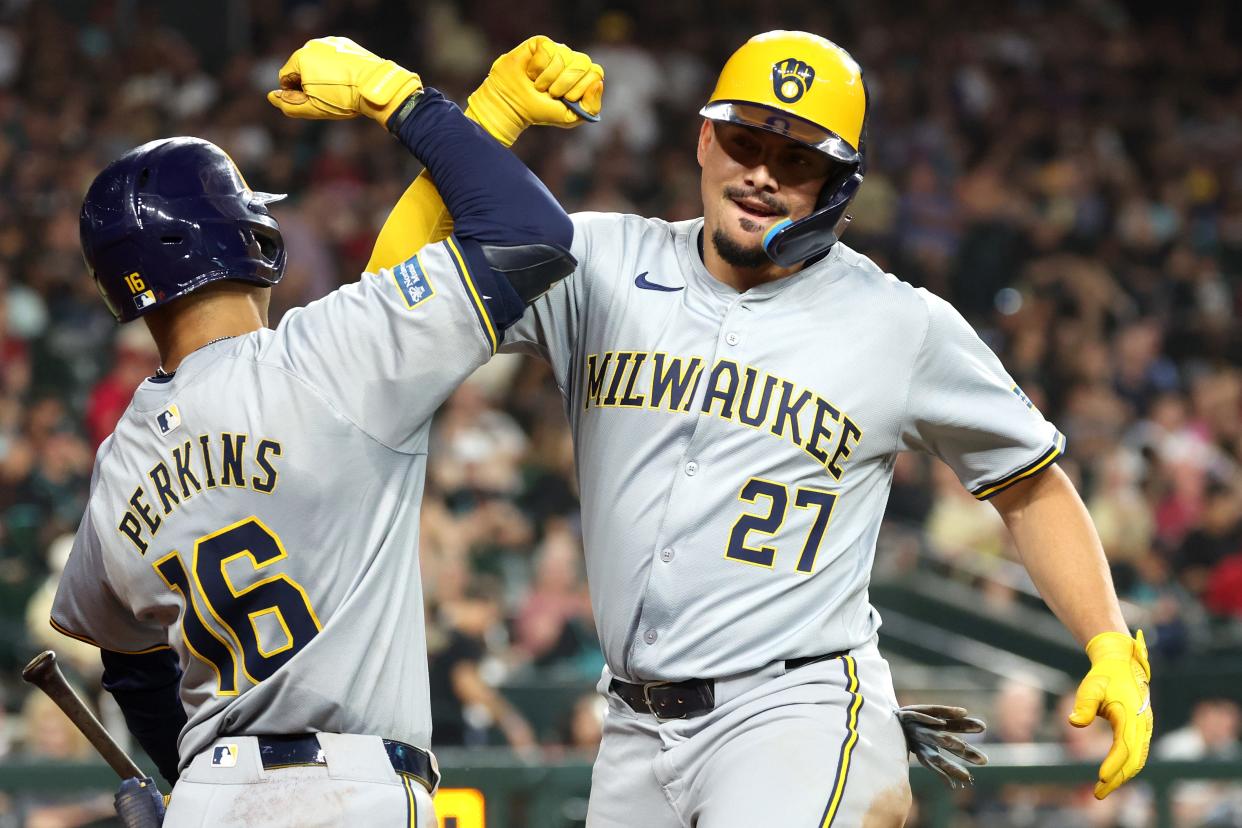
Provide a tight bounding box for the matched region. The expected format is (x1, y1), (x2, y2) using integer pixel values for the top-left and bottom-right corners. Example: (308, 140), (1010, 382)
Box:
(80, 137), (287, 322)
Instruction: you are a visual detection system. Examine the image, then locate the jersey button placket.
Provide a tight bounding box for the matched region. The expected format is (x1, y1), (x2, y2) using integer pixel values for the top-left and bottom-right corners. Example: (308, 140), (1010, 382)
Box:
(685, 461), (699, 476)
(644, 629), (658, 645)
(660, 547), (675, 563)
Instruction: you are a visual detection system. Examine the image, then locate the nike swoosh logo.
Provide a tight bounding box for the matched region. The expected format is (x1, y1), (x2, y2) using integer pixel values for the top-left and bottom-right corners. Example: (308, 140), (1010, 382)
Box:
(1137, 696), (1150, 716)
(635, 272), (684, 292)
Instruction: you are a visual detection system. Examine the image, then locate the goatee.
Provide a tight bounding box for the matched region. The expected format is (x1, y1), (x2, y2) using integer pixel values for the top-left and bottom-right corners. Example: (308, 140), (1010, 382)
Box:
(712, 228), (770, 269)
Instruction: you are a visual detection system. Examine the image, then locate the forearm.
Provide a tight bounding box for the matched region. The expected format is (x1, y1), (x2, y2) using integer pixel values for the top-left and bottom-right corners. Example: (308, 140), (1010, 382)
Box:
(100, 649), (186, 785)
(990, 464), (1127, 645)
(389, 89), (571, 250)
(366, 105), (513, 275)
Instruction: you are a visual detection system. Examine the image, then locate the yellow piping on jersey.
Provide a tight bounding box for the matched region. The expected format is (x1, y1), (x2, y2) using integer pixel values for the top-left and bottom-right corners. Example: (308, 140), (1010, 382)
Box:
(444, 237), (498, 354)
(403, 774), (417, 826)
(820, 655), (862, 827)
(971, 431), (1065, 500)
(48, 617), (171, 655)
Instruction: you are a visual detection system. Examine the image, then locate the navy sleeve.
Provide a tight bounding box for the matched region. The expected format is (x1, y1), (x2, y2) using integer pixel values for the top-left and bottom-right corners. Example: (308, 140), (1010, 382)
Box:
(390, 88), (573, 251)
(101, 648), (186, 785)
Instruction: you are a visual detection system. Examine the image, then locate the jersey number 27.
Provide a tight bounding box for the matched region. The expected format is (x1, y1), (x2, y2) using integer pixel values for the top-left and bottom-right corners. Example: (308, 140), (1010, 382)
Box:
(153, 517), (322, 695)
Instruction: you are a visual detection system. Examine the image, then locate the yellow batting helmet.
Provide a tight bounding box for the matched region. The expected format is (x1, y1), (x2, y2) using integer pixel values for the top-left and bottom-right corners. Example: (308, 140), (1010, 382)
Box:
(701, 31), (869, 265)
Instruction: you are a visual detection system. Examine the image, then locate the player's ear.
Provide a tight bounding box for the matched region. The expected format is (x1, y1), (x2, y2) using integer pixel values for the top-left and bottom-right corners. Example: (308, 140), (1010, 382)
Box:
(696, 119), (713, 168)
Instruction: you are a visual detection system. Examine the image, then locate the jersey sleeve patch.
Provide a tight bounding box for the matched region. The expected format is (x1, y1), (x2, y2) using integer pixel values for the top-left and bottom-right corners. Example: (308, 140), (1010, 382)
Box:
(971, 430), (1066, 500)
(389, 254), (436, 310)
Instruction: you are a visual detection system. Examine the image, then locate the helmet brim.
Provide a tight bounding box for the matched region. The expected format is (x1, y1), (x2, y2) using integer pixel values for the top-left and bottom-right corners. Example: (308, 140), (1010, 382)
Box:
(700, 101), (861, 165)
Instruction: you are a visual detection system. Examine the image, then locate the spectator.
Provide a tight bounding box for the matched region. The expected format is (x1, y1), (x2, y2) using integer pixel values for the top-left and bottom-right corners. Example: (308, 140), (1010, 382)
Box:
(1155, 699), (1242, 826)
(427, 578), (538, 756)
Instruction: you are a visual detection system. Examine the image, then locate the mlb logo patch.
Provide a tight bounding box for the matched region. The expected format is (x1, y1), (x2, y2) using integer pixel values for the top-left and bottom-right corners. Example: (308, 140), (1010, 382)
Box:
(156, 404), (181, 435)
(390, 254), (435, 310)
(133, 290), (157, 311)
(211, 744), (238, 768)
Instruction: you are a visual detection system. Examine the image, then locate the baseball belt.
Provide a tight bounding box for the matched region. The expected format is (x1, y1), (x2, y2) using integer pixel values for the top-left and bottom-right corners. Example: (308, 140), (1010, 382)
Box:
(610, 650), (850, 720)
(257, 735), (440, 793)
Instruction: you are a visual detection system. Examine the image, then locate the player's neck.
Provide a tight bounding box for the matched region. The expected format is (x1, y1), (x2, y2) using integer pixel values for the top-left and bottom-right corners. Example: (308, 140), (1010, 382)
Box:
(701, 228), (801, 293)
(145, 287), (269, 373)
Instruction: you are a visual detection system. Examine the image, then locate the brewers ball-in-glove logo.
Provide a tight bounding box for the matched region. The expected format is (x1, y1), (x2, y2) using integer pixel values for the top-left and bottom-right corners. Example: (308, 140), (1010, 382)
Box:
(772, 57), (815, 103)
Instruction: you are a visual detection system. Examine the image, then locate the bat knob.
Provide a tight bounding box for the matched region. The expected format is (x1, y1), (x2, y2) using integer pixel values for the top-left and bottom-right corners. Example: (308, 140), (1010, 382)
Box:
(22, 650), (57, 683)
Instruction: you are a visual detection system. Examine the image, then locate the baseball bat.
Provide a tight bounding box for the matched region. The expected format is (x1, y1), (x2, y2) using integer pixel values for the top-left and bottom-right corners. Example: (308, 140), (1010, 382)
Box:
(21, 650), (145, 779)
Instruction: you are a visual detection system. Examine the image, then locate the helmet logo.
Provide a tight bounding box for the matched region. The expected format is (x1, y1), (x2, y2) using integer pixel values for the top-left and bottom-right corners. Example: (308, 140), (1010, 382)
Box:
(772, 58), (815, 103)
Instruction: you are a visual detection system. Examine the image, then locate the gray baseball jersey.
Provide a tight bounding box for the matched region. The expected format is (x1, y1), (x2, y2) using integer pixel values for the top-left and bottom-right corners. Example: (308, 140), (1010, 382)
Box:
(504, 212), (1063, 683)
(52, 238), (498, 767)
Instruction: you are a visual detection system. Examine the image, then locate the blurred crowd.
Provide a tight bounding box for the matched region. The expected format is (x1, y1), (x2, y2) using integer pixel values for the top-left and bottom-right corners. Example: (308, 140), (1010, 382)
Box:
(1, 0), (1241, 824)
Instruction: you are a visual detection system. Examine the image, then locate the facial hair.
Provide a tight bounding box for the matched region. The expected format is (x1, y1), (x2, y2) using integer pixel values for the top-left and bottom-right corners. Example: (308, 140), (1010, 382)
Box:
(711, 228), (771, 269)
(712, 186), (787, 268)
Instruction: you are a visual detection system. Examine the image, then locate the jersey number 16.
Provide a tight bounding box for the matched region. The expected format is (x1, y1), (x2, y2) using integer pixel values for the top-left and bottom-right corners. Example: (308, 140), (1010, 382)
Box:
(153, 517), (322, 695)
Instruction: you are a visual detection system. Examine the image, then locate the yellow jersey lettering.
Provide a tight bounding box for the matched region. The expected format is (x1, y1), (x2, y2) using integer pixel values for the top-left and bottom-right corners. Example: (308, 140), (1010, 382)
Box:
(738, 368), (778, 428)
(803, 398), (841, 465)
(118, 511), (149, 555)
(827, 416), (862, 480)
(252, 440), (282, 493)
(602, 352), (632, 407)
(173, 441), (203, 498)
(618, 353), (649, 407)
(130, 487), (161, 532)
(585, 353), (612, 410)
(220, 434), (247, 487)
(701, 360), (741, 419)
(771, 380), (812, 444)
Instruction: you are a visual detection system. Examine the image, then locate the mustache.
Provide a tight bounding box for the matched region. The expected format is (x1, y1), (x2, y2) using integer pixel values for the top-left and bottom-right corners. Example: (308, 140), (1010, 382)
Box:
(723, 186), (787, 216)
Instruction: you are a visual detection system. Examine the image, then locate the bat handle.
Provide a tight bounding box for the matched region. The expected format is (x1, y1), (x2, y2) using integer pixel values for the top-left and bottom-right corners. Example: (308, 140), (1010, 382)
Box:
(561, 97), (600, 123)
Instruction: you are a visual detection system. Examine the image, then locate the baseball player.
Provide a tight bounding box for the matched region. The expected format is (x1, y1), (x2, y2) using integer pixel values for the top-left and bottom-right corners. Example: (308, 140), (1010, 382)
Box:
(50, 36), (601, 828)
(375, 31), (1155, 826)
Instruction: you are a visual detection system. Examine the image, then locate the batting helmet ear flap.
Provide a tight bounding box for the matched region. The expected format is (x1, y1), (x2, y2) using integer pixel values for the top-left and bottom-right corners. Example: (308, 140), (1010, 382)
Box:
(763, 168), (863, 267)
(762, 78), (869, 268)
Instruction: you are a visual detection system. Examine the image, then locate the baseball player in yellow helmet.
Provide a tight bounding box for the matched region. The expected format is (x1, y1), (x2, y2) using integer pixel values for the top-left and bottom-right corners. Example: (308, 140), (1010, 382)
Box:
(699, 31), (868, 266)
(356, 29), (1150, 825)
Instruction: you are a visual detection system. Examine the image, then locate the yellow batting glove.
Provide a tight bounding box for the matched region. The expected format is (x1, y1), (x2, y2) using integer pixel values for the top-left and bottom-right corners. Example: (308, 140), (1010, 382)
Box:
(267, 36), (422, 125)
(467, 35), (604, 146)
(1069, 629), (1153, 799)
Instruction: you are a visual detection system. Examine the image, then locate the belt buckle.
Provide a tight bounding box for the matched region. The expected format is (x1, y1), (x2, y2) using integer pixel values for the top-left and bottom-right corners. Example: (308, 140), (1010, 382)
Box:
(640, 680), (676, 719)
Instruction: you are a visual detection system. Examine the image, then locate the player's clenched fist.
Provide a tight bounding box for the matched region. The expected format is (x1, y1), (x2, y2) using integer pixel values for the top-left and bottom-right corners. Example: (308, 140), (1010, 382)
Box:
(1069, 629), (1153, 799)
(267, 36), (423, 125)
(468, 35), (604, 146)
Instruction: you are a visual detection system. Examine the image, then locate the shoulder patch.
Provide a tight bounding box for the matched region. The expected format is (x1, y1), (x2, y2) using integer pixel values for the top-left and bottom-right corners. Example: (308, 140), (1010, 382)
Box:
(156, 403), (181, 436)
(390, 254), (436, 310)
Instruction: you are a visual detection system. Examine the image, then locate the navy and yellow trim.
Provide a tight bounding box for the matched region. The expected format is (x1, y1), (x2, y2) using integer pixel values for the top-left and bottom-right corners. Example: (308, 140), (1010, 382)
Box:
(819, 655), (863, 828)
(403, 774), (418, 827)
(971, 431), (1066, 501)
(443, 237), (498, 354)
(49, 617), (171, 655)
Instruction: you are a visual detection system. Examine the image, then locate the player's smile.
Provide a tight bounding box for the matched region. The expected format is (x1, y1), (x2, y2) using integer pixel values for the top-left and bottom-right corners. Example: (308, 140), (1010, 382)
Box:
(727, 189), (785, 231)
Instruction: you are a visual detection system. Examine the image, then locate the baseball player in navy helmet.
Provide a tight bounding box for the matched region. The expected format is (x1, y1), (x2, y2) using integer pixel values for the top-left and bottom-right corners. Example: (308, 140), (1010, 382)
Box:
(52, 36), (602, 827)
(373, 30), (1152, 826)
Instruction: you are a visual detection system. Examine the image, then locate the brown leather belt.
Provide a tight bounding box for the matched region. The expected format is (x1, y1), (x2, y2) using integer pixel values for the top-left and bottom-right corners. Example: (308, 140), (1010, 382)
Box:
(610, 650), (849, 720)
